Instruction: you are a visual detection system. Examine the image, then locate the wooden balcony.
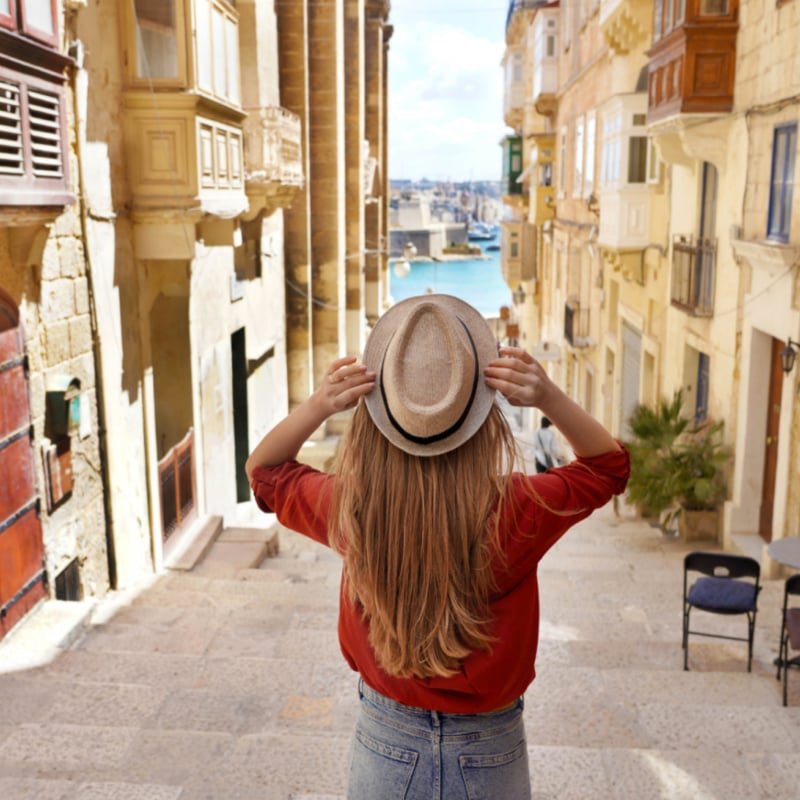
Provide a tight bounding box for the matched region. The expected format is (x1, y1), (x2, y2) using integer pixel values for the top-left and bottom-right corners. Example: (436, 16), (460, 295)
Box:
(598, 185), (651, 250)
(532, 61), (557, 117)
(647, 2), (738, 124)
(671, 235), (716, 316)
(123, 92), (247, 220)
(501, 135), (524, 200)
(564, 301), (591, 348)
(243, 105), (304, 217)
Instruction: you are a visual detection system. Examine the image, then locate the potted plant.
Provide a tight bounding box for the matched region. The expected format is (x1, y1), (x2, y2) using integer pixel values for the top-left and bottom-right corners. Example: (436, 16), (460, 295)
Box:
(625, 392), (729, 541)
(625, 391), (688, 525)
(673, 421), (728, 542)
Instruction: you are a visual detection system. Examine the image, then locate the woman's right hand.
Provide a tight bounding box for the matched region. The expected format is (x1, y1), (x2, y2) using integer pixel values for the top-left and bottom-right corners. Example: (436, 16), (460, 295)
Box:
(484, 346), (556, 408)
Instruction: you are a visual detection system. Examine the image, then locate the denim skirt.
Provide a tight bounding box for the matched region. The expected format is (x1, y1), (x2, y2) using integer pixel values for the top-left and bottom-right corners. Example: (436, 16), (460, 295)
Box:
(347, 679), (531, 800)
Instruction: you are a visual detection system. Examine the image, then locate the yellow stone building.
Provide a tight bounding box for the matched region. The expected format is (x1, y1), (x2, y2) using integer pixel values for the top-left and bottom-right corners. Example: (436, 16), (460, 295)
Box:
(503, 0), (800, 568)
(0, 0), (391, 639)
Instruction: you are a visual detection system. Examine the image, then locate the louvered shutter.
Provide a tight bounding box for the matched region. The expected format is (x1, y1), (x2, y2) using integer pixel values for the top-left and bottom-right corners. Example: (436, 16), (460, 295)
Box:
(0, 79), (23, 177)
(28, 87), (63, 178)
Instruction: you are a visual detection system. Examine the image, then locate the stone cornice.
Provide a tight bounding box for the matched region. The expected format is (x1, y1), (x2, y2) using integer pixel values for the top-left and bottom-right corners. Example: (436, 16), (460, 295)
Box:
(731, 238), (800, 279)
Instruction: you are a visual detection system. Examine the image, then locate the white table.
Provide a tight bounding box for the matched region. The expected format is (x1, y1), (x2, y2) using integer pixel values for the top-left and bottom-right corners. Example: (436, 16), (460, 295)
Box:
(768, 538), (800, 570)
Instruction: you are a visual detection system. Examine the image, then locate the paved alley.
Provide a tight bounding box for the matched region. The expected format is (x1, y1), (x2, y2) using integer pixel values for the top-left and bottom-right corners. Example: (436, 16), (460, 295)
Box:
(1, 498), (799, 799)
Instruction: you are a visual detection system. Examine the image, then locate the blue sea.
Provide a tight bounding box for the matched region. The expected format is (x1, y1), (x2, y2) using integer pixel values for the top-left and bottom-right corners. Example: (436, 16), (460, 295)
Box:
(389, 239), (511, 318)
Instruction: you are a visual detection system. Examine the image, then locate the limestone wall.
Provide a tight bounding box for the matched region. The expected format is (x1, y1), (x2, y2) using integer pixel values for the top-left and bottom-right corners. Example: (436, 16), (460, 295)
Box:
(0, 214), (108, 599)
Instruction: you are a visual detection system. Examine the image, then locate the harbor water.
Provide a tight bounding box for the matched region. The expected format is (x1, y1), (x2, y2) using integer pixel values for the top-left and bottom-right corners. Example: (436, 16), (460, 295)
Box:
(389, 239), (511, 318)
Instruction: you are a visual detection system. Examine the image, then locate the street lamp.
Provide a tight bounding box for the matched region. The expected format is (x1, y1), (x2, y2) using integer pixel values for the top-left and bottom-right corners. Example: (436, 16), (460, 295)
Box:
(780, 338), (800, 374)
(512, 284), (526, 305)
(393, 241), (418, 280)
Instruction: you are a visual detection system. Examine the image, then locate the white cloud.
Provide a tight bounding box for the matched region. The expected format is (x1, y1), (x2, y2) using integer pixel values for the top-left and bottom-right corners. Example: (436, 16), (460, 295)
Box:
(389, 8), (508, 181)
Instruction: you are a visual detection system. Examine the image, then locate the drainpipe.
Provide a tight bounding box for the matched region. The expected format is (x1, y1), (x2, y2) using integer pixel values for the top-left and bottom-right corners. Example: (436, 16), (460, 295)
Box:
(67, 39), (118, 589)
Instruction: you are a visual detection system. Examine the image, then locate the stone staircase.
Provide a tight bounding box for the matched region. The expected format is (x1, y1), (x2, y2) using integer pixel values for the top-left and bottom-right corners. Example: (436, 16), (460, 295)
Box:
(1, 502), (799, 798)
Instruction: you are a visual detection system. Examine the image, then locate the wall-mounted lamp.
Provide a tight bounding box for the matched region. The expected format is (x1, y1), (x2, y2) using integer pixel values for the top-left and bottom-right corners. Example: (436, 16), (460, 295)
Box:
(780, 338), (800, 374)
(512, 284), (526, 305)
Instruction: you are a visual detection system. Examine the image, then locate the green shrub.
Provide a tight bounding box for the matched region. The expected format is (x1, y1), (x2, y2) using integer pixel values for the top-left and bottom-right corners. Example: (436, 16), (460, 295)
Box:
(625, 390), (728, 517)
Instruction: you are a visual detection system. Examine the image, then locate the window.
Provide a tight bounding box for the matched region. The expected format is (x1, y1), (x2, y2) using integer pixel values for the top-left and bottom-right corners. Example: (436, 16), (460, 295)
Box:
(601, 112), (622, 186)
(513, 53), (523, 82)
(699, 161), (718, 240)
(654, 0), (690, 40)
(559, 126), (567, 194)
(767, 123), (797, 243)
(0, 0), (57, 46)
(133, 0), (180, 80)
(546, 35), (555, 57)
(695, 352), (709, 425)
(700, 0), (728, 14)
(647, 138), (662, 184)
(198, 0), (242, 104)
(628, 137), (647, 183)
(585, 113), (596, 197)
(573, 116), (584, 197)
(0, 73), (70, 205)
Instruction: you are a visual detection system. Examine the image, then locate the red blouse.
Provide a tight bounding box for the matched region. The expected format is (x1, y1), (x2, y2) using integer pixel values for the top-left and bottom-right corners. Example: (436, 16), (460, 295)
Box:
(250, 446), (630, 714)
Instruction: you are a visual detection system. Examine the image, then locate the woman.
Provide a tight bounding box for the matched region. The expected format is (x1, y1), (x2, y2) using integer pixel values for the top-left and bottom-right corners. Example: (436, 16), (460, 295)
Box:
(246, 295), (628, 800)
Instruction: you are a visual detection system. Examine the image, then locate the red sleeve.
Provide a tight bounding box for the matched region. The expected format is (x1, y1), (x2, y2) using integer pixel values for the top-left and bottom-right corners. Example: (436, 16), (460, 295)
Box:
(249, 461), (333, 546)
(502, 444), (630, 571)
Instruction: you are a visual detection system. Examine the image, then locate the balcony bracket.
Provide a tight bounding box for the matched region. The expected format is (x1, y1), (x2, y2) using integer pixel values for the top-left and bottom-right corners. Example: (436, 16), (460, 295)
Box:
(649, 115), (746, 173)
(600, 0), (651, 55)
(600, 247), (643, 283)
(5, 221), (53, 269)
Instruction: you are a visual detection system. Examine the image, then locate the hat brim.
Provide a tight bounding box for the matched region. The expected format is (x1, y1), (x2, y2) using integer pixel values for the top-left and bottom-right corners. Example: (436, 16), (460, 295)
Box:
(362, 294), (498, 456)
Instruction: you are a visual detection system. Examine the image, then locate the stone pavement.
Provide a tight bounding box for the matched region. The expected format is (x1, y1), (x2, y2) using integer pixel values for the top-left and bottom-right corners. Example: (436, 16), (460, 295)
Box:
(1, 499), (800, 798)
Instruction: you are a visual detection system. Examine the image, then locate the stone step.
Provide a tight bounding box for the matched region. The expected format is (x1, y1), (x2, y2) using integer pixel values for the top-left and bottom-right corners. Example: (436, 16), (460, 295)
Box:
(164, 514), (223, 571)
(0, 598), (95, 672)
(189, 526), (280, 579)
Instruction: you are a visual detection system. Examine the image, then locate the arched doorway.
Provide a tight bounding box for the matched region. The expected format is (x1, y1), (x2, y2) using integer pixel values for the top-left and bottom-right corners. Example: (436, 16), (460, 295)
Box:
(0, 291), (46, 640)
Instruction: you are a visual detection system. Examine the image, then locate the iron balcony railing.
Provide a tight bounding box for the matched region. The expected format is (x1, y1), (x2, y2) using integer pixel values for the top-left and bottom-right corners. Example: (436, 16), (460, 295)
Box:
(564, 301), (591, 347)
(671, 235), (716, 317)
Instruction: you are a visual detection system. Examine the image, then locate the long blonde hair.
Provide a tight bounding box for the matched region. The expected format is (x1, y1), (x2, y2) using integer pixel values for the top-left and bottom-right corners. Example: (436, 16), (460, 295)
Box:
(329, 402), (520, 679)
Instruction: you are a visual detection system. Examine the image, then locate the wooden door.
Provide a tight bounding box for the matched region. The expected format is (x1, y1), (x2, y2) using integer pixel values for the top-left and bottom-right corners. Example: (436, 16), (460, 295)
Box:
(759, 337), (784, 542)
(0, 298), (46, 640)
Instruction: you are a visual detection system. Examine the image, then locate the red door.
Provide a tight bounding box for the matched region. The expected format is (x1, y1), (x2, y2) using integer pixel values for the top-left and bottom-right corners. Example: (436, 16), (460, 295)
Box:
(0, 297), (46, 640)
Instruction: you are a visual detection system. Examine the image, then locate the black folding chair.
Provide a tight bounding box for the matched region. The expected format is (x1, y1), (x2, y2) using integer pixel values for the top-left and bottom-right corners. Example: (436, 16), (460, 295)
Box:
(682, 551), (761, 671)
(777, 574), (800, 706)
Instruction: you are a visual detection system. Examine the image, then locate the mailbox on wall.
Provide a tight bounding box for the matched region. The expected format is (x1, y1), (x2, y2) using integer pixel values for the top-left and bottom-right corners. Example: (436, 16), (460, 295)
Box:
(45, 375), (81, 439)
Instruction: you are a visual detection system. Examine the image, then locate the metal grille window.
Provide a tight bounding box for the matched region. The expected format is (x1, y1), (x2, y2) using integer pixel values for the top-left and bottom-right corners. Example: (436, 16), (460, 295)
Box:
(671, 235), (716, 316)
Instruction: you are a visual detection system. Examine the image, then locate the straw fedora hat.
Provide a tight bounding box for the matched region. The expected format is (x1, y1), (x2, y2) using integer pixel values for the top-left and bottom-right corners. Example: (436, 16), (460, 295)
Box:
(362, 294), (497, 456)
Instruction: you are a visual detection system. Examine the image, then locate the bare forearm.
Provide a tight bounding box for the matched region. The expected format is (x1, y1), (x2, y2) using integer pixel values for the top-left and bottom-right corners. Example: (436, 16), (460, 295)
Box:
(244, 395), (327, 479)
(538, 384), (620, 458)
(485, 346), (619, 459)
(245, 357), (375, 481)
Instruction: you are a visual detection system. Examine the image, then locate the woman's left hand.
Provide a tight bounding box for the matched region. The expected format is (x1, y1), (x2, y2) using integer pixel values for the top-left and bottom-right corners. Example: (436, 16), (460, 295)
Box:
(313, 356), (376, 417)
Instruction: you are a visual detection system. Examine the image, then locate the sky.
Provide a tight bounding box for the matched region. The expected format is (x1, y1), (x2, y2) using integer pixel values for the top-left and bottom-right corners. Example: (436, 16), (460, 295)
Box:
(388, 1), (510, 183)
